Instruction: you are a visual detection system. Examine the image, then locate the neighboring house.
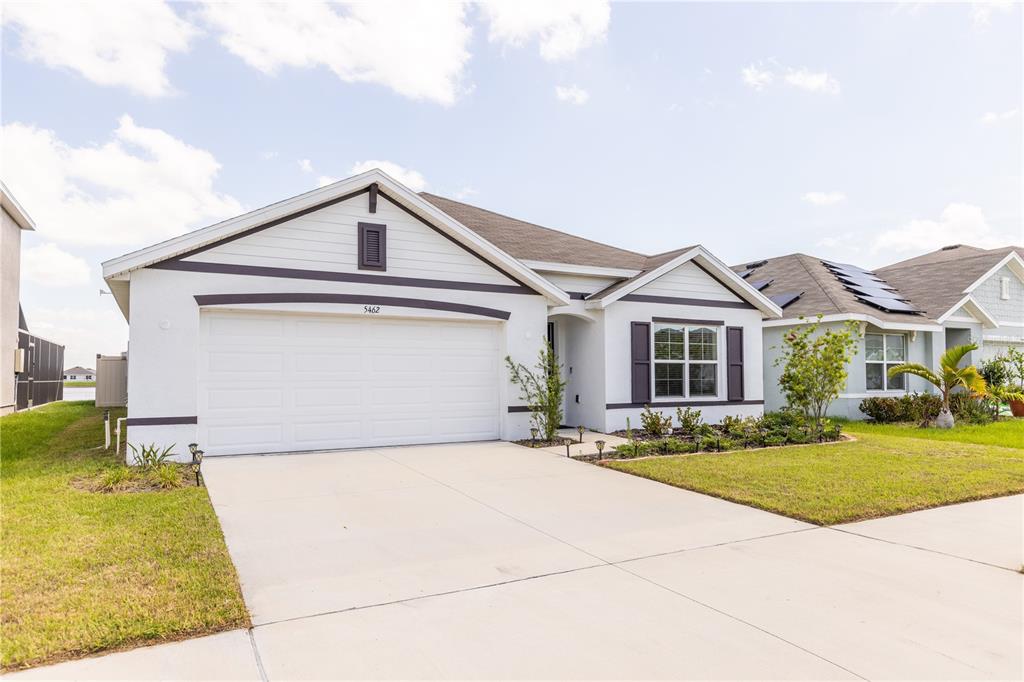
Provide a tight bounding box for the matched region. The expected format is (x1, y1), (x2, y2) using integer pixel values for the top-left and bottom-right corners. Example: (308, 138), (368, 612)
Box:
(2, 182), (64, 413)
(102, 169), (780, 457)
(731, 254), (943, 419)
(876, 245), (1024, 366)
(64, 366), (96, 381)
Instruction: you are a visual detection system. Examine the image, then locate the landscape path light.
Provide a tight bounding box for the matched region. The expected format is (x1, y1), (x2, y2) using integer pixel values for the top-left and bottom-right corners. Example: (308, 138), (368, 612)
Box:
(577, 425), (585, 443)
(595, 440), (605, 458)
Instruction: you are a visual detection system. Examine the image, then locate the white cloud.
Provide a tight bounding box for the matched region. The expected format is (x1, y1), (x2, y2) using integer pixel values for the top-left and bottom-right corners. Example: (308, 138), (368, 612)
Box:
(455, 186), (478, 200)
(784, 68), (840, 95)
(481, 1), (610, 61)
(0, 116), (242, 247)
(802, 191), (847, 206)
(261, 150), (279, 160)
(980, 109), (1018, 124)
(971, 1), (1012, 27)
(555, 84), (589, 105)
(25, 305), (127, 369)
(298, 158), (314, 173)
(872, 203), (1015, 255)
(741, 62), (774, 91)
(317, 176), (339, 188)
(200, 2), (472, 106)
(350, 160), (427, 191)
(21, 243), (91, 287)
(1, 1), (196, 96)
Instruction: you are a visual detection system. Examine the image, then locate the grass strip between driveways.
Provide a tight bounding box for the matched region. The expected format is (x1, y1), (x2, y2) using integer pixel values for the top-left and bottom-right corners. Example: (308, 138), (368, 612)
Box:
(603, 430), (1024, 525)
(0, 402), (249, 671)
(62, 381), (96, 388)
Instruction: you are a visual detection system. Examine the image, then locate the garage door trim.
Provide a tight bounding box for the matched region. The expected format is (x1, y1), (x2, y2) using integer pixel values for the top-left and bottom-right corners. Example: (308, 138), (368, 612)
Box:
(194, 293), (511, 320)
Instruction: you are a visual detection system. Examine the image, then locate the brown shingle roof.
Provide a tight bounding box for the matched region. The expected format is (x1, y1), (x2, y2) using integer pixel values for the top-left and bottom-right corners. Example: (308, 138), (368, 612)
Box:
(419, 193), (653, 270)
(731, 253), (937, 324)
(875, 245), (1023, 318)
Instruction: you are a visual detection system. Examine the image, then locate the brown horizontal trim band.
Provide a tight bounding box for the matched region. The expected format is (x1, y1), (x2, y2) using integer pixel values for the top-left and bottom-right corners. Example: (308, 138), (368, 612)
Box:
(567, 291), (590, 300)
(606, 400), (765, 409)
(507, 405), (532, 413)
(620, 294), (755, 309)
(194, 293), (512, 321)
(170, 187), (371, 261)
(126, 416), (198, 426)
(151, 260), (536, 295)
(652, 317), (726, 326)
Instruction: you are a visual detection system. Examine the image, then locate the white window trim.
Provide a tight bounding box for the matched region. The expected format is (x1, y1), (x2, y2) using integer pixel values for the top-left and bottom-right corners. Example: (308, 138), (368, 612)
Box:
(865, 333), (908, 392)
(652, 323), (722, 400)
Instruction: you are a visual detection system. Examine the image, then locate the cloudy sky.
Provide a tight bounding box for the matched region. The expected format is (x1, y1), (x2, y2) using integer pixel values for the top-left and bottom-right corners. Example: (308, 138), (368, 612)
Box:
(1, 1), (1021, 368)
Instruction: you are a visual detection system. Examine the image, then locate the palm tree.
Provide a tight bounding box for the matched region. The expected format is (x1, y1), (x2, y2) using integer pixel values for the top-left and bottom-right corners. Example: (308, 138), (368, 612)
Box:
(887, 343), (987, 428)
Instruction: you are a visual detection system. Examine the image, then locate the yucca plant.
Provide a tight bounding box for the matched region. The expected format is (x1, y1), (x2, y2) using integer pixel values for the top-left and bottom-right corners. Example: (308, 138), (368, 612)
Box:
(887, 344), (987, 428)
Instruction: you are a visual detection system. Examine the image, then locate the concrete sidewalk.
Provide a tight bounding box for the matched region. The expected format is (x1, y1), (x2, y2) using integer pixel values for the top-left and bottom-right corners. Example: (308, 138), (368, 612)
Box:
(10, 441), (1022, 681)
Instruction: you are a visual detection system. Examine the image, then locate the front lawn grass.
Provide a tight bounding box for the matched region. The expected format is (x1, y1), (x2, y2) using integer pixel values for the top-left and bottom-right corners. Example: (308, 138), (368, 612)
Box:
(604, 430), (1024, 525)
(842, 418), (1024, 449)
(0, 402), (249, 671)
(63, 381), (96, 387)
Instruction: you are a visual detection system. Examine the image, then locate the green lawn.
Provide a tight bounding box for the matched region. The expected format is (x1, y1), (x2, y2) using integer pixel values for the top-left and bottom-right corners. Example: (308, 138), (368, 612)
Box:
(604, 429), (1024, 525)
(842, 418), (1024, 449)
(63, 381), (95, 388)
(1, 402), (248, 671)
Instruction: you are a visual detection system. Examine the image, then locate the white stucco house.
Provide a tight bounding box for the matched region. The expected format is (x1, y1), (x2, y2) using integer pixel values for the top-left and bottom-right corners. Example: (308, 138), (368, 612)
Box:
(63, 366), (96, 381)
(102, 169), (781, 457)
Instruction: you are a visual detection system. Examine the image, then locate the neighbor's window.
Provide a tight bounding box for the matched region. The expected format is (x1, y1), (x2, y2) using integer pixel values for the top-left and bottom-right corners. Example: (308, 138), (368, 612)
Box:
(865, 333), (906, 391)
(653, 324), (718, 397)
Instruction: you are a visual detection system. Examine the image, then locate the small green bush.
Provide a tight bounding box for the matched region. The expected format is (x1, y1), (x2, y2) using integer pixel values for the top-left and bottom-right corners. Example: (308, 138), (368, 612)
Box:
(129, 443), (176, 470)
(675, 407), (703, 435)
(95, 467), (138, 492)
(859, 393), (942, 423)
(149, 464), (184, 489)
(640, 405), (672, 437)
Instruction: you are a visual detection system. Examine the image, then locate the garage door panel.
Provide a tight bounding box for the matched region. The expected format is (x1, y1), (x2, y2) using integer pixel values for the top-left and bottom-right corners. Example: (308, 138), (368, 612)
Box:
(198, 311), (501, 455)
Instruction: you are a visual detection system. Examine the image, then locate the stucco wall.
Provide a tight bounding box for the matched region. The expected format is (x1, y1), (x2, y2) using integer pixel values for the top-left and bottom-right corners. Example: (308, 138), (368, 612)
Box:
(557, 311), (606, 431)
(602, 300), (766, 431)
(762, 321), (936, 420)
(1, 208), (22, 415)
(124, 267), (549, 460)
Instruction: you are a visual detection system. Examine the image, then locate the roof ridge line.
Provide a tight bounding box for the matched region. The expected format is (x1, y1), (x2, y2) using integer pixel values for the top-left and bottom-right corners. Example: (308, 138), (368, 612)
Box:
(795, 254), (845, 313)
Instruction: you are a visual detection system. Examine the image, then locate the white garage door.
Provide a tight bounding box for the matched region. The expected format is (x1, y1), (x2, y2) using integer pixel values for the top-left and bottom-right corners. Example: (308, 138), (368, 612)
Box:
(198, 310), (501, 455)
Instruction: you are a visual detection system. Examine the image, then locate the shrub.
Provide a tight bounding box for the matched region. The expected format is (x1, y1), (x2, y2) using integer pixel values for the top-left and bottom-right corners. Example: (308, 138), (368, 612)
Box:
(128, 443), (176, 470)
(506, 342), (566, 441)
(675, 407), (703, 435)
(980, 357), (1011, 388)
(949, 393), (991, 424)
(612, 440), (656, 458)
(662, 438), (697, 454)
(95, 466), (138, 492)
(858, 393), (942, 423)
(149, 464), (184, 489)
(641, 405), (672, 437)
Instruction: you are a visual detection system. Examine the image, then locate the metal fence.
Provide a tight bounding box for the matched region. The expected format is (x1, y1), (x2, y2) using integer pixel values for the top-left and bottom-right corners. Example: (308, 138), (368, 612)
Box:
(15, 330), (64, 410)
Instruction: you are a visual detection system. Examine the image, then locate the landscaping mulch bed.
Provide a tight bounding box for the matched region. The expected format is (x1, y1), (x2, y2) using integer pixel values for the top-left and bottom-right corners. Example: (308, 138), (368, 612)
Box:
(512, 437), (575, 448)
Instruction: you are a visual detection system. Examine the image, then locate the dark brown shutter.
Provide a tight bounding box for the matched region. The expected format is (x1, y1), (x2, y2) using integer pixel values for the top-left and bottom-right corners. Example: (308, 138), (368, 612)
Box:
(726, 326), (744, 401)
(630, 322), (651, 404)
(358, 222), (386, 271)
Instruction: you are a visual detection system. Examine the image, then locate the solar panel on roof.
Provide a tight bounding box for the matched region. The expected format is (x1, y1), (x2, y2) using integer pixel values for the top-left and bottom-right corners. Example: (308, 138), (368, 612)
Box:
(745, 260), (767, 269)
(822, 260), (873, 276)
(855, 295), (922, 314)
(735, 268), (754, 279)
(845, 284), (907, 300)
(750, 278), (773, 291)
(769, 291), (803, 308)
(837, 274), (891, 289)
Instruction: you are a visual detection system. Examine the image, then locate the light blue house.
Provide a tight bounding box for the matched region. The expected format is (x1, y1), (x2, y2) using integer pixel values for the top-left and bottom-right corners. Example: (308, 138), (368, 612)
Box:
(734, 245), (1024, 419)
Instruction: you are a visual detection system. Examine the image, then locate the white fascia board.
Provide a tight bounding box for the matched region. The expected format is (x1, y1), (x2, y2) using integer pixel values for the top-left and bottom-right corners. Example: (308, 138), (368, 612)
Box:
(586, 246), (783, 317)
(936, 295), (998, 329)
(101, 169), (570, 306)
(763, 312), (944, 332)
(520, 260), (640, 279)
(963, 251), (1024, 293)
(0, 181), (36, 230)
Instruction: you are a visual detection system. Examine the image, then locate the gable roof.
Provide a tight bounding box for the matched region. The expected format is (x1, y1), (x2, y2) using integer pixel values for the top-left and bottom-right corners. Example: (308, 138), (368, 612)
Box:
(102, 169), (570, 306)
(419, 193), (650, 270)
(731, 253), (941, 328)
(876, 245), (1024, 320)
(64, 366), (94, 374)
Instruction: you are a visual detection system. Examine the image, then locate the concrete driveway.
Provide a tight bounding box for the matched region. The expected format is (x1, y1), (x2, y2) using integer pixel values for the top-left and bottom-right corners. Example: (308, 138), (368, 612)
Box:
(198, 442), (1022, 680)
(16, 443), (1020, 680)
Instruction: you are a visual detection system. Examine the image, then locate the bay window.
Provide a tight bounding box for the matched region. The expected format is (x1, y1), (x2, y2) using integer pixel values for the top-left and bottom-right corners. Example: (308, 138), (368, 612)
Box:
(865, 333), (906, 391)
(653, 324), (718, 398)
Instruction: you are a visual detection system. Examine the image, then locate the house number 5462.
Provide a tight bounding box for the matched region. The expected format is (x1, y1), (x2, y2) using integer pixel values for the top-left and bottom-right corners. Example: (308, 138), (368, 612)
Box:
(363, 305), (381, 314)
